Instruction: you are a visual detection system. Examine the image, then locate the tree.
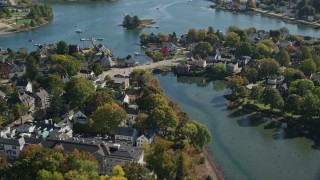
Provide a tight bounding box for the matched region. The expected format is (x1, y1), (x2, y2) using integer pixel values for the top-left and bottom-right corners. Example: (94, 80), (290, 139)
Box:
(300, 46), (312, 61)
(275, 49), (290, 67)
(300, 58), (316, 76)
(206, 63), (226, 79)
(139, 93), (167, 112)
(91, 63), (103, 76)
(243, 67), (258, 83)
(312, 55), (320, 69)
(139, 32), (149, 41)
(258, 59), (280, 80)
(12, 103), (27, 120)
(262, 87), (284, 109)
(57, 41), (69, 55)
(152, 51), (164, 61)
(226, 75), (248, 97)
(123, 162), (153, 180)
(298, 5), (315, 19)
(235, 42), (254, 57)
(109, 165), (127, 180)
(187, 28), (198, 41)
(285, 94), (303, 114)
(42, 74), (64, 95)
(289, 79), (315, 96)
(145, 137), (176, 180)
(65, 77), (95, 108)
(256, 43), (271, 58)
(208, 26), (214, 34)
(192, 121), (212, 148)
(250, 85), (263, 101)
(132, 16), (141, 28)
(91, 103), (127, 134)
(300, 93), (320, 119)
(47, 91), (63, 118)
(37, 170), (63, 180)
(26, 54), (40, 80)
(130, 69), (152, 86)
(194, 41), (213, 57)
(176, 152), (186, 180)
(204, 33), (219, 46)
(224, 32), (240, 47)
(148, 105), (178, 135)
(85, 89), (115, 114)
(284, 68), (305, 84)
(50, 54), (81, 76)
(197, 29), (208, 42)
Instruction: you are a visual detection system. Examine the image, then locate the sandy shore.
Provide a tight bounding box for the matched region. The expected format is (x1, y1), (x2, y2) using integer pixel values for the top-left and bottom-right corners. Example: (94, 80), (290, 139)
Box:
(0, 22), (14, 35)
(203, 148), (224, 180)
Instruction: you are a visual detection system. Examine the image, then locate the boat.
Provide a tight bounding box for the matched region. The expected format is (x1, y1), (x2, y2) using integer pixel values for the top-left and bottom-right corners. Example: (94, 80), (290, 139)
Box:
(96, 38), (104, 41)
(29, 39), (33, 42)
(76, 29), (83, 33)
(80, 38), (86, 41)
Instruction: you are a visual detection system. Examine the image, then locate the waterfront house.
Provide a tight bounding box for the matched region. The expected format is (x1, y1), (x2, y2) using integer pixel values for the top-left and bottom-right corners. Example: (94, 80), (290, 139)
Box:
(226, 62), (240, 75)
(112, 76), (130, 90)
(126, 55), (139, 67)
(115, 127), (138, 146)
(16, 80), (33, 93)
(116, 58), (127, 67)
(189, 57), (207, 68)
(176, 64), (190, 74)
(17, 47), (29, 54)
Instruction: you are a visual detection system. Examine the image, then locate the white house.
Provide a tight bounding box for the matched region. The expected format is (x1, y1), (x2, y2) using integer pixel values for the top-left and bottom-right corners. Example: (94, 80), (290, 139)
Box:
(16, 80), (33, 93)
(115, 127), (138, 146)
(136, 132), (155, 148)
(0, 137), (25, 159)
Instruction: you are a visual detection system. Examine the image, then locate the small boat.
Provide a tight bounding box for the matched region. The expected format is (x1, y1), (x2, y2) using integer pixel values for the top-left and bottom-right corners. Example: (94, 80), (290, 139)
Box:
(76, 29), (83, 33)
(80, 38), (86, 41)
(124, 13), (127, 16)
(29, 39), (33, 42)
(96, 38), (104, 41)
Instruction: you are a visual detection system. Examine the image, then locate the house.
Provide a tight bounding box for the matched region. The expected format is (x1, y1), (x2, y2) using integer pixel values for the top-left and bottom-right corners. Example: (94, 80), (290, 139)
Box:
(163, 43), (177, 52)
(18, 93), (35, 112)
(160, 47), (169, 56)
(245, 83), (258, 91)
(94, 80), (106, 89)
(190, 57), (207, 68)
(79, 70), (95, 79)
(73, 111), (88, 125)
(125, 108), (140, 127)
(125, 89), (139, 103)
(176, 64), (190, 74)
(0, 1), (8, 6)
(115, 127), (138, 146)
(226, 62), (239, 75)
(116, 94), (130, 106)
(112, 76), (130, 89)
(126, 55), (139, 67)
(8, 61), (26, 79)
(35, 88), (50, 109)
(277, 83), (288, 95)
(310, 73), (320, 81)
(0, 137), (25, 159)
(116, 58), (127, 67)
(16, 80), (33, 93)
(236, 56), (251, 67)
(0, 61), (9, 79)
(136, 131), (156, 147)
(100, 55), (115, 69)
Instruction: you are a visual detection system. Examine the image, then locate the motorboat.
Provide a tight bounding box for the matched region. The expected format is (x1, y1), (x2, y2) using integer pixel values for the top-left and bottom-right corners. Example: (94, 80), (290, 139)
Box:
(76, 29), (83, 33)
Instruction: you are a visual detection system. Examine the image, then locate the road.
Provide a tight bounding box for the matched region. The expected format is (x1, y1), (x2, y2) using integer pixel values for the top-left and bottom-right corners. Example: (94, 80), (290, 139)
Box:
(101, 55), (186, 80)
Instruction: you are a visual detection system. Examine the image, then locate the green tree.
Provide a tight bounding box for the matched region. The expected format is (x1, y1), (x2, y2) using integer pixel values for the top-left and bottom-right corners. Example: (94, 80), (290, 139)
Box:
(187, 28), (198, 41)
(289, 79), (315, 96)
(12, 103), (27, 120)
(285, 94), (303, 114)
(57, 41), (69, 55)
(258, 59), (280, 80)
(65, 77), (95, 108)
(226, 75), (248, 97)
(109, 165), (127, 180)
(139, 32), (149, 41)
(90, 103), (126, 134)
(132, 16), (141, 28)
(194, 41), (213, 57)
(42, 74), (64, 95)
(91, 63), (103, 76)
(206, 63), (226, 79)
(243, 67), (258, 83)
(235, 42), (254, 57)
(197, 29), (208, 42)
(85, 89), (115, 114)
(176, 152), (186, 180)
(224, 32), (240, 47)
(284, 68), (305, 85)
(26, 54), (40, 80)
(50, 54), (81, 76)
(204, 33), (219, 45)
(47, 92), (63, 118)
(139, 93), (166, 112)
(37, 170), (64, 180)
(250, 85), (263, 101)
(148, 105), (178, 135)
(130, 69), (152, 86)
(300, 93), (320, 119)
(275, 49), (290, 67)
(123, 162), (153, 180)
(300, 46), (312, 61)
(262, 87), (284, 109)
(192, 121), (211, 148)
(152, 51), (164, 61)
(300, 58), (316, 76)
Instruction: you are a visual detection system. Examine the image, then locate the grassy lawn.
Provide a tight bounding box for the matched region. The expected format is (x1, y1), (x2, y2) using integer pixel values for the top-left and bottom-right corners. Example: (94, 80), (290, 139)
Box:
(17, 18), (31, 25)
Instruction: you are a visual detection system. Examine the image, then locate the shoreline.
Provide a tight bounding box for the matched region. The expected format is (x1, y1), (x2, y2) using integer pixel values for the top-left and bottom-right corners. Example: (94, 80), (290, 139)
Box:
(203, 148), (224, 180)
(210, 5), (320, 29)
(0, 21), (50, 36)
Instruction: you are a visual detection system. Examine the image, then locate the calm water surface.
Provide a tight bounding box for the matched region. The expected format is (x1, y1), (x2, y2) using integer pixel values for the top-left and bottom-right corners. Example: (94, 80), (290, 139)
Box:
(155, 73), (320, 180)
(1, 0), (320, 56)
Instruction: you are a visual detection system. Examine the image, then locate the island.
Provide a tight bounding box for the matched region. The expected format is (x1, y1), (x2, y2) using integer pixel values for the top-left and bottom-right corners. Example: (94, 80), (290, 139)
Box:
(121, 15), (157, 30)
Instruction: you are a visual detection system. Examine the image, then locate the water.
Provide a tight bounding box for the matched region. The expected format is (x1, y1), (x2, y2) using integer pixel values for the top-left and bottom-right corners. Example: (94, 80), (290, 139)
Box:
(1, 0), (320, 57)
(155, 73), (320, 180)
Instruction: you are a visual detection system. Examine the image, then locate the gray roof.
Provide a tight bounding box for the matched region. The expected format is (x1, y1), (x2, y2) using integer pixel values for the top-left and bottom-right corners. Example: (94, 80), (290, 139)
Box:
(109, 146), (143, 160)
(116, 127), (136, 137)
(0, 137), (25, 146)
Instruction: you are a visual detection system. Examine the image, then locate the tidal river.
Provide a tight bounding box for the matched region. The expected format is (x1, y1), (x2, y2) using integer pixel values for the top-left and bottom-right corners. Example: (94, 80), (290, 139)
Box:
(1, 0), (320, 57)
(155, 72), (320, 180)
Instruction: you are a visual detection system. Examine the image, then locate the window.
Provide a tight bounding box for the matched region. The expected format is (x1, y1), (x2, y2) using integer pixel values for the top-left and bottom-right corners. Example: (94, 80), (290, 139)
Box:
(12, 146), (16, 149)
(12, 151), (16, 155)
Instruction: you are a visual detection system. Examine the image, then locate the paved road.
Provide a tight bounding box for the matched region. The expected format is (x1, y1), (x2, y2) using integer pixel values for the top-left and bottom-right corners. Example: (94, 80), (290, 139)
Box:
(101, 56), (186, 80)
